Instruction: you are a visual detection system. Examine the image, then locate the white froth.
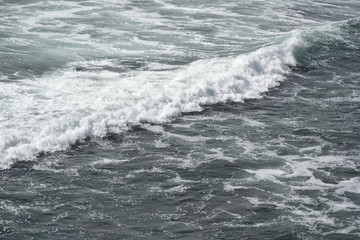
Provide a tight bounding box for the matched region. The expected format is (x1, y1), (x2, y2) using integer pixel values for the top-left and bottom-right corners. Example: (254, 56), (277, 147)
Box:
(205, 148), (237, 162)
(246, 169), (285, 182)
(91, 158), (130, 166)
(0, 21), (305, 169)
(223, 184), (253, 192)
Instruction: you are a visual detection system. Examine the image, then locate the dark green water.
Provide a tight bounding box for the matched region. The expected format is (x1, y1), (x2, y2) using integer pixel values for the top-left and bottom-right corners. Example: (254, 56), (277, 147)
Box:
(1, 1), (360, 239)
(2, 37), (360, 238)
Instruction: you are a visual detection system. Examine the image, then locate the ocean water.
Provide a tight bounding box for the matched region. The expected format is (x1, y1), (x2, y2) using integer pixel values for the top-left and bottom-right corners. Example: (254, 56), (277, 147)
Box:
(0, 0), (360, 239)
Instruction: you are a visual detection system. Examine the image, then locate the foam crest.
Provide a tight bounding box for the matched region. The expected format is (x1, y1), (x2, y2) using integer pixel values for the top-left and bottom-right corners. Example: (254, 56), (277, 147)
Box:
(0, 33), (305, 169)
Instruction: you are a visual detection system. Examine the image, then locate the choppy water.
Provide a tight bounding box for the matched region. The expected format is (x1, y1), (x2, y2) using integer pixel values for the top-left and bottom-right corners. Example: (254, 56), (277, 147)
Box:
(1, 0), (360, 239)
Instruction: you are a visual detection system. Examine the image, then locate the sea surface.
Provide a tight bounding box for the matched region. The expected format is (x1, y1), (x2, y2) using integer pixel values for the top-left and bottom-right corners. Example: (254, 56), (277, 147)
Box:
(0, 0), (360, 239)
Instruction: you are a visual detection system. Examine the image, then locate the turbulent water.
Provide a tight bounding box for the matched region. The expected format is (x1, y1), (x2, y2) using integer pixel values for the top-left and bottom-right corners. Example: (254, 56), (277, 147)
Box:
(1, 0), (360, 239)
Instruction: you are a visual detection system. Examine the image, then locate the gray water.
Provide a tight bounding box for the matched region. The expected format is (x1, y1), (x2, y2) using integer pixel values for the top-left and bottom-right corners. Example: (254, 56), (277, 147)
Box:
(0, 0), (360, 239)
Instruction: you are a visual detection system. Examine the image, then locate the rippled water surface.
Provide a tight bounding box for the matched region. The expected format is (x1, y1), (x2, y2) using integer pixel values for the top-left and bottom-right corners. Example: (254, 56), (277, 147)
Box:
(0, 0), (359, 239)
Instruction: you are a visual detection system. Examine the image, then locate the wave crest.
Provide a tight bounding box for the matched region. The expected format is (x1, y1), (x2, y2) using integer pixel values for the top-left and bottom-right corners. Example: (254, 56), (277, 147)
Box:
(0, 33), (306, 169)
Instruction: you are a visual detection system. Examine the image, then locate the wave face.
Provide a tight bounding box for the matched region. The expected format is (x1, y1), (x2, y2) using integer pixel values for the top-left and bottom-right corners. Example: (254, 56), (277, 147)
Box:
(0, 0), (313, 169)
(0, 34), (305, 168)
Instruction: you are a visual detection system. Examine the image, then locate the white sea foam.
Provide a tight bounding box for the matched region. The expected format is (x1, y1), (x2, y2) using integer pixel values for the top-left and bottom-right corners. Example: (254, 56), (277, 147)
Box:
(205, 148), (237, 162)
(0, 33), (305, 169)
(90, 158), (130, 166)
